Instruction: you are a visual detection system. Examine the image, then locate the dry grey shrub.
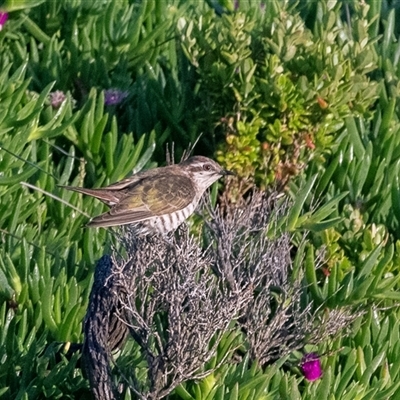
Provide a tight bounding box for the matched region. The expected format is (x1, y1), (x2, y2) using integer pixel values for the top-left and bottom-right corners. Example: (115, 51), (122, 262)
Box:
(111, 228), (251, 399)
(202, 192), (312, 365)
(88, 189), (356, 399)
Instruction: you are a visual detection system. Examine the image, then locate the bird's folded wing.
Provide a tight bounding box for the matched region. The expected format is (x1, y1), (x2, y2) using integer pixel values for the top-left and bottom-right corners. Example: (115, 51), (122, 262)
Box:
(87, 205), (152, 227)
(116, 174), (194, 215)
(88, 175), (195, 227)
(104, 168), (160, 190)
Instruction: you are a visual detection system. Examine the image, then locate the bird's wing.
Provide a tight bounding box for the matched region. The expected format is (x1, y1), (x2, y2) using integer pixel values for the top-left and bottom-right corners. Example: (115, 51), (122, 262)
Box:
(87, 174), (195, 227)
(104, 168), (162, 190)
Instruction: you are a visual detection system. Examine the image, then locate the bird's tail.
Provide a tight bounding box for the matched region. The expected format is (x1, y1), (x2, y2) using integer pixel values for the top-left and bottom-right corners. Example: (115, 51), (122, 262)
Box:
(59, 185), (119, 206)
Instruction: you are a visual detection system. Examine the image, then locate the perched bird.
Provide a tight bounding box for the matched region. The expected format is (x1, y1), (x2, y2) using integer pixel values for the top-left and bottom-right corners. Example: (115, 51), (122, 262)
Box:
(61, 156), (233, 233)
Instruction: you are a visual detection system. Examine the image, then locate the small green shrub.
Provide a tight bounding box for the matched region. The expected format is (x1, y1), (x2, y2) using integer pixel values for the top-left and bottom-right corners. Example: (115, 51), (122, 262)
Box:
(179, 1), (379, 192)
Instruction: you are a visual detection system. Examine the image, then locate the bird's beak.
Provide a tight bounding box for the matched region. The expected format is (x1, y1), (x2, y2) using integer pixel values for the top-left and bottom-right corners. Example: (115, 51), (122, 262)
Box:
(221, 169), (236, 176)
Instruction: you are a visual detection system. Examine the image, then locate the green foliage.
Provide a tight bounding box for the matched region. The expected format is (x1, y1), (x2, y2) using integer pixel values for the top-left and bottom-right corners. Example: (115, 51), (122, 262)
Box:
(0, 303), (90, 399)
(171, 305), (400, 400)
(173, 355), (287, 400)
(0, 0), (197, 161)
(293, 0), (400, 318)
(0, 10), (158, 394)
(307, 110), (400, 237)
(1, 0), (400, 398)
(179, 0), (379, 190)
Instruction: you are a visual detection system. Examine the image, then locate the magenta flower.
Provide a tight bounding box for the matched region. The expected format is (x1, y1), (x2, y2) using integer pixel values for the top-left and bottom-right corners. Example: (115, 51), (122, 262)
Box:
(0, 11), (9, 30)
(104, 88), (128, 106)
(301, 353), (323, 381)
(49, 90), (66, 109)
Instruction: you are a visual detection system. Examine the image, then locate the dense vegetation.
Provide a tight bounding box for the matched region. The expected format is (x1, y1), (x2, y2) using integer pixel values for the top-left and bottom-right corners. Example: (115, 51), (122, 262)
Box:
(1, 0), (400, 398)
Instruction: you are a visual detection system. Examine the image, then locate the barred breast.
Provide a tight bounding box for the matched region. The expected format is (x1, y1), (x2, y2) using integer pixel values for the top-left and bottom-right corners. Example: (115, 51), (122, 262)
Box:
(142, 200), (198, 235)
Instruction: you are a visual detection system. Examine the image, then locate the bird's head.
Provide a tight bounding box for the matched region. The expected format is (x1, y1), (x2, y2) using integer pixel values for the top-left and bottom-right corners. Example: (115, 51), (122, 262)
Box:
(181, 156), (234, 190)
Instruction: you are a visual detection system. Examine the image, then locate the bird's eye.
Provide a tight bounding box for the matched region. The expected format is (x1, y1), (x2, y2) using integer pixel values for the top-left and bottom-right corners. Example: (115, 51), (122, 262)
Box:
(203, 164), (212, 171)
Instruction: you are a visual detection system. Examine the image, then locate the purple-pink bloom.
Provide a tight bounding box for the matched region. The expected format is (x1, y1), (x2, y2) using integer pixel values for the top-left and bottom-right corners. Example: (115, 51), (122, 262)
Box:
(104, 88), (128, 106)
(0, 11), (9, 30)
(301, 353), (323, 381)
(49, 90), (66, 109)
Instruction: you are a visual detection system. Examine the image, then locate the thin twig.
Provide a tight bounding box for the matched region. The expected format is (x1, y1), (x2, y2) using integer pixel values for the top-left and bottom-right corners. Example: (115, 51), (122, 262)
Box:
(21, 181), (91, 218)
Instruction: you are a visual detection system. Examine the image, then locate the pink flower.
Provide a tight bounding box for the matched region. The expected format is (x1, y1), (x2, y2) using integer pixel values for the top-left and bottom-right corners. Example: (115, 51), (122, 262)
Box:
(0, 11), (9, 30)
(49, 90), (66, 109)
(301, 353), (323, 381)
(104, 88), (128, 106)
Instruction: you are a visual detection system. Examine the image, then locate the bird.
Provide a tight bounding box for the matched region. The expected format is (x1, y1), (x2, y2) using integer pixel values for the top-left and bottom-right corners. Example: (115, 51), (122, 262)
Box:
(61, 156), (233, 233)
